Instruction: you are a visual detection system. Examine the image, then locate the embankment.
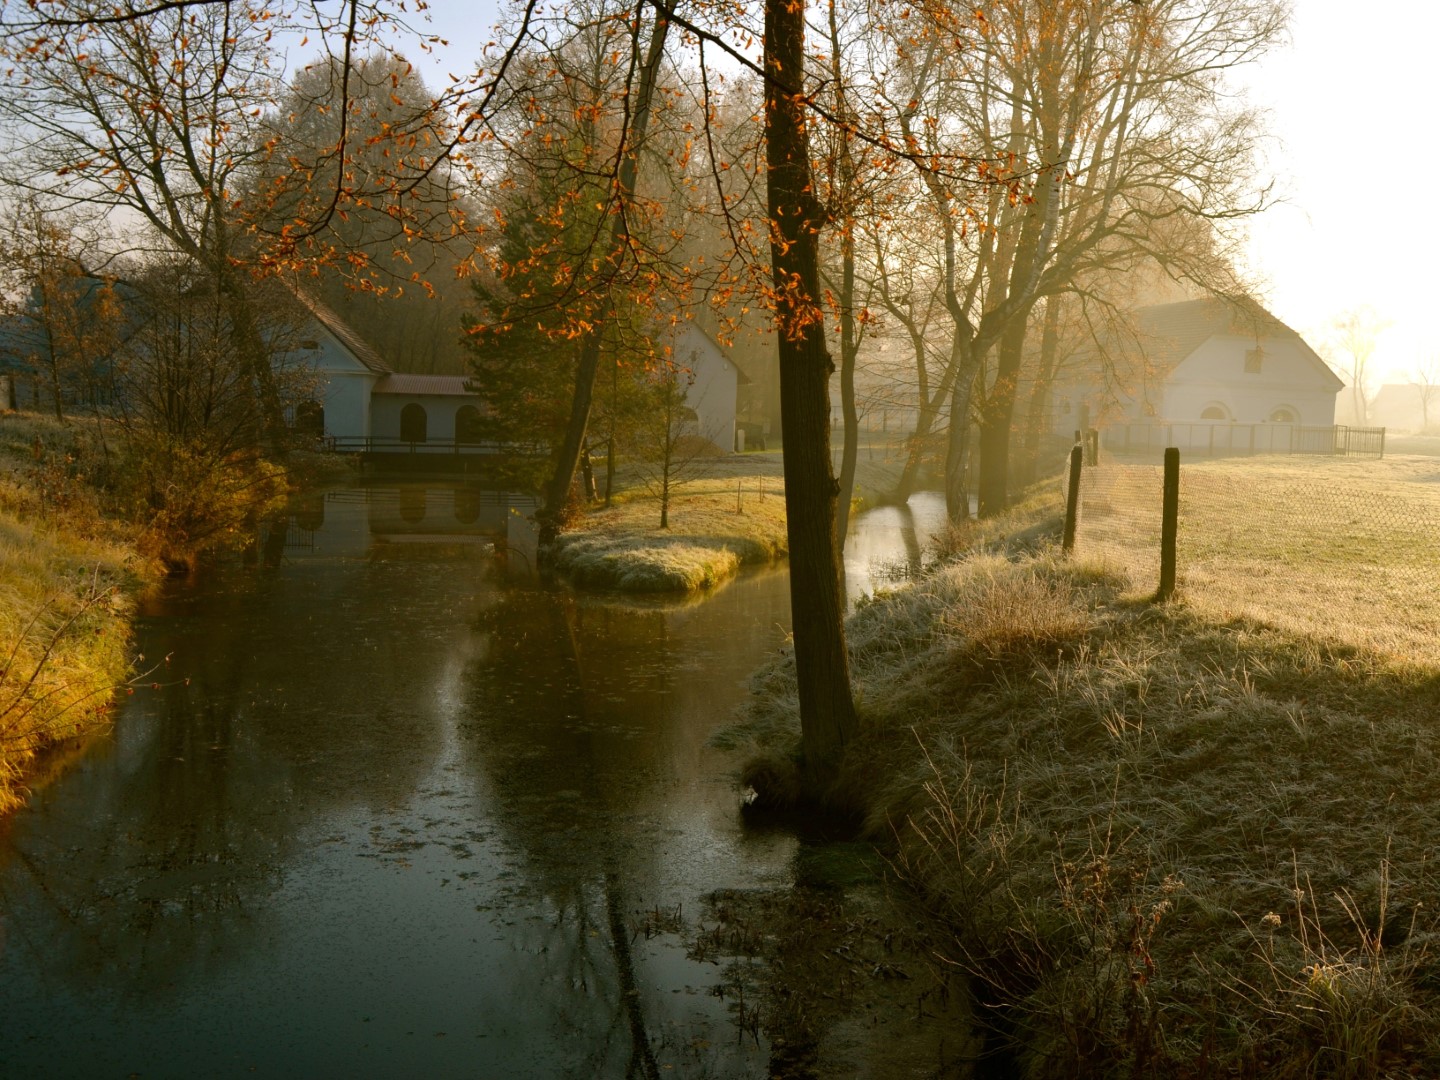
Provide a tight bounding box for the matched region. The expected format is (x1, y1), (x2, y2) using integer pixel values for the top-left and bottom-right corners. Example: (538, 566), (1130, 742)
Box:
(732, 479), (1440, 1075)
(551, 460), (789, 593)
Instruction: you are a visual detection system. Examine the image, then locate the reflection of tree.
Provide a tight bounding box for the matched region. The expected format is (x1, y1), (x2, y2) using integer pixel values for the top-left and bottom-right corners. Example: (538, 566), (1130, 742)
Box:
(460, 587), (674, 1075)
(0, 533), (502, 994)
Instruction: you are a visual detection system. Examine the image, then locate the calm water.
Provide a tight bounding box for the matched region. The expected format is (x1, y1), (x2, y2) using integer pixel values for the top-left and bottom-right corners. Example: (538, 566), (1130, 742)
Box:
(0, 484), (944, 1078)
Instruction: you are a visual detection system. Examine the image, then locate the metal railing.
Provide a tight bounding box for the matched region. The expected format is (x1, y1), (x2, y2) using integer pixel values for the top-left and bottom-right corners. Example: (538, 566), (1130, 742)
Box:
(328, 436), (535, 456)
(1101, 422), (1386, 459)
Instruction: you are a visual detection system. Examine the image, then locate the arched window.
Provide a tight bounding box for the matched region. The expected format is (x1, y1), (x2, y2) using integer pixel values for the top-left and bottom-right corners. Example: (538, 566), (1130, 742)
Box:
(455, 404), (484, 444)
(1269, 406), (1298, 424)
(1200, 405), (1229, 421)
(400, 403), (428, 443)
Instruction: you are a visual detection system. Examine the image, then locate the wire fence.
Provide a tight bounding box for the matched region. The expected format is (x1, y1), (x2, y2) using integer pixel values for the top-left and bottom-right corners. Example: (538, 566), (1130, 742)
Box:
(1070, 453), (1440, 658)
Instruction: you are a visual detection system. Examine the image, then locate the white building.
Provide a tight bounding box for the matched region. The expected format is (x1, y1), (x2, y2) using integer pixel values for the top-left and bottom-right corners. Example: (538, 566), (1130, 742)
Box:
(669, 323), (745, 452)
(286, 291), (482, 445)
(1054, 297), (1344, 449)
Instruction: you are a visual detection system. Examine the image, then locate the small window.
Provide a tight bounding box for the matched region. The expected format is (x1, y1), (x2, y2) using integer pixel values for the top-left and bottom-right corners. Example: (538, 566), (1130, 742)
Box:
(1269, 407), (1297, 424)
(1245, 348), (1264, 374)
(1201, 406), (1228, 420)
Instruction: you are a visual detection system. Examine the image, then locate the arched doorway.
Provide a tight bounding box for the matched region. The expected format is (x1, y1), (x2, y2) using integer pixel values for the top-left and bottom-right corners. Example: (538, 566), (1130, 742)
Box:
(400, 403), (428, 443)
(455, 404), (484, 444)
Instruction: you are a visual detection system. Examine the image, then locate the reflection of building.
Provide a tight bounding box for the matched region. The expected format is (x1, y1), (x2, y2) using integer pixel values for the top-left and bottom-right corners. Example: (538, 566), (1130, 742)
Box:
(363, 486), (538, 541)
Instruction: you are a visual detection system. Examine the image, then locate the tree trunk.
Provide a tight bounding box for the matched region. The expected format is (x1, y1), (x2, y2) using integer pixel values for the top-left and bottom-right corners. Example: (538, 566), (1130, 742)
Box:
(766, 0), (857, 788)
(539, 11), (670, 539)
(216, 262), (289, 455)
(1018, 296), (1062, 488)
(892, 331), (966, 504)
(945, 367), (976, 521)
(604, 433), (616, 507)
(835, 240), (859, 550)
(580, 445), (597, 502)
(977, 316), (1028, 517)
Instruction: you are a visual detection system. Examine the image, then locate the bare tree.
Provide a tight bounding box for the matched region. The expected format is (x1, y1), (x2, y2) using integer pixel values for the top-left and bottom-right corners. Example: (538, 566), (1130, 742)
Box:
(1411, 355), (1440, 433)
(0, 1), (293, 445)
(0, 199), (122, 420)
(1328, 306), (1391, 426)
(630, 363), (715, 529)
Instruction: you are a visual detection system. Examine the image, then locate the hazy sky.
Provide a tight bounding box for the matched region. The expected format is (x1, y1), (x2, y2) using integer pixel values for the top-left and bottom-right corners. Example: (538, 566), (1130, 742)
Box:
(402, 1), (1431, 384)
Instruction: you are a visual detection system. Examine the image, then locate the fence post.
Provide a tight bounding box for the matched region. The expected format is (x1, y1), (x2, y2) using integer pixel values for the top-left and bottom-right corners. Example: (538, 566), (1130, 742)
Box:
(1157, 446), (1179, 601)
(1062, 445), (1083, 554)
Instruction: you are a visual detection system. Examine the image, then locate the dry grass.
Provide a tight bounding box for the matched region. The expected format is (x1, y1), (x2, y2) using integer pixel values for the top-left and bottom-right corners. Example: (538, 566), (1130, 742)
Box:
(553, 457), (791, 592)
(1076, 453), (1440, 660)
(732, 475), (1440, 1075)
(0, 416), (149, 813)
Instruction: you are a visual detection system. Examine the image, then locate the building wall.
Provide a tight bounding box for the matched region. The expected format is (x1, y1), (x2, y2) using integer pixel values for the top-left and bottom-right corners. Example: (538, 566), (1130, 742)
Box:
(370, 393), (471, 442)
(1163, 335), (1339, 426)
(282, 334), (378, 440)
(674, 325), (738, 451)
(314, 370), (377, 439)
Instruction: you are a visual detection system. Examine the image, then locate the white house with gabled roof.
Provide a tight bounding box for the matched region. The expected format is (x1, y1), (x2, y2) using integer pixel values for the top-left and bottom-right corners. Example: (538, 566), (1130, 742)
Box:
(1054, 296), (1343, 437)
(286, 290), (484, 445)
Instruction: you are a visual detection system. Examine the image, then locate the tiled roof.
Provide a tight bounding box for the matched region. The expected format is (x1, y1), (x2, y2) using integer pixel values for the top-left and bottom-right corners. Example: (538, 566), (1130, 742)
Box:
(1135, 296), (1312, 368)
(289, 288), (392, 375)
(371, 373), (478, 396)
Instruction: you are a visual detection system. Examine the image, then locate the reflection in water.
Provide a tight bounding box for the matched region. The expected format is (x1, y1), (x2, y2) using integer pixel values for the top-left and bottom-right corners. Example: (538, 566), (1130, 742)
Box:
(0, 484), (796, 1077)
(843, 492), (949, 606)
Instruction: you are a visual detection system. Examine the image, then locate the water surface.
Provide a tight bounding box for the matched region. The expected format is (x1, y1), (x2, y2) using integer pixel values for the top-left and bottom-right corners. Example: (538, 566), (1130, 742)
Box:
(0, 484), (944, 1077)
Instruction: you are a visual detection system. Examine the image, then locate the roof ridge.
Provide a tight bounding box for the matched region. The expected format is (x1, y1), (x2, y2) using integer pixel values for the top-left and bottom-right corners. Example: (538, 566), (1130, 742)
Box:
(288, 284), (393, 375)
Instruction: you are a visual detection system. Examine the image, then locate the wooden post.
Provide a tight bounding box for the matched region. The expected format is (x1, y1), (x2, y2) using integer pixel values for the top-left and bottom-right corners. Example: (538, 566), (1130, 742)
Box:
(1062, 445), (1083, 553)
(1157, 447), (1179, 601)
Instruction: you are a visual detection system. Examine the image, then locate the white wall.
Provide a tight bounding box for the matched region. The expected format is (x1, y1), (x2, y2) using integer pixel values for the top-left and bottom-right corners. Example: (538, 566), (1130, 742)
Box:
(674, 325), (738, 451)
(316, 371), (377, 439)
(371, 394), (470, 441)
(1164, 335), (1339, 426)
(280, 334), (378, 440)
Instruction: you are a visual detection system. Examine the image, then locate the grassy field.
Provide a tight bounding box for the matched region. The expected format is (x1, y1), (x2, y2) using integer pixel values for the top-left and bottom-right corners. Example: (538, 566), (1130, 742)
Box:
(732, 459), (1440, 1076)
(1076, 453), (1440, 660)
(552, 450), (908, 593)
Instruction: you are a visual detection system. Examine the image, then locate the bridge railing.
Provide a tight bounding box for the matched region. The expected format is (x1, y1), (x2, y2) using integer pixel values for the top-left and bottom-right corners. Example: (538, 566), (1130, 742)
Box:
(328, 436), (543, 456)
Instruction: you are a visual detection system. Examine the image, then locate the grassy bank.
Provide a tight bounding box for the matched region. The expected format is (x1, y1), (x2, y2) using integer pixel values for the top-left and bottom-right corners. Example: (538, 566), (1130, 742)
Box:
(551, 454), (792, 592)
(552, 450), (910, 593)
(734, 469), (1440, 1076)
(0, 414), (153, 812)
(0, 411), (343, 812)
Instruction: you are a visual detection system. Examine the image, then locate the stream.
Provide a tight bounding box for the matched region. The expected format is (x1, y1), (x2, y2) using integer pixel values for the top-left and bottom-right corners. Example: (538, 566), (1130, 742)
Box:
(0, 483), (947, 1078)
